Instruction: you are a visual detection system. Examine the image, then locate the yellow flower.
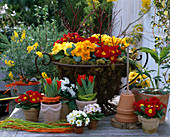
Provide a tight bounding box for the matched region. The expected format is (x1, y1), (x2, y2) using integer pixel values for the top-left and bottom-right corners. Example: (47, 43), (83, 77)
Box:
(33, 42), (39, 50)
(36, 51), (43, 58)
(164, 11), (168, 16)
(11, 35), (15, 41)
(20, 29), (26, 41)
(8, 71), (13, 80)
(41, 72), (48, 79)
(4, 55), (6, 57)
(162, 0), (165, 8)
(81, 50), (91, 61)
(62, 42), (73, 56)
(107, 0), (117, 2)
(141, 0), (151, 13)
(5, 60), (15, 67)
(52, 43), (63, 55)
(27, 46), (34, 53)
(153, 48), (156, 51)
(141, 79), (150, 88)
(14, 31), (18, 38)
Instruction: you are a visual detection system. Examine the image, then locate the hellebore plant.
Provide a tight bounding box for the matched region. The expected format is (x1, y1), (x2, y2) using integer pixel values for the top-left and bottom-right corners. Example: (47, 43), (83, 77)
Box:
(76, 74), (96, 101)
(133, 97), (166, 119)
(15, 90), (43, 110)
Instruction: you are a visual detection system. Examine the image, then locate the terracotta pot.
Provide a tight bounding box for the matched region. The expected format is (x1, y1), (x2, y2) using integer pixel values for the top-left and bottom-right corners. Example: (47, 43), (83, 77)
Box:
(60, 103), (71, 120)
(88, 119), (99, 130)
(131, 88), (140, 102)
(115, 93), (138, 123)
(76, 99), (97, 111)
(22, 108), (40, 122)
(17, 82), (41, 95)
(139, 116), (160, 134)
(138, 92), (169, 123)
(74, 124), (85, 134)
(41, 102), (62, 122)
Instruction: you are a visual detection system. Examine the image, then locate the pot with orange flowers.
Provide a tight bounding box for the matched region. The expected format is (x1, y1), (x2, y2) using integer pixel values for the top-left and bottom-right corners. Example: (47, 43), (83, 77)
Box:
(41, 77), (62, 123)
(15, 90), (43, 122)
(75, 74), (97, 111)
(133, 97), (166, 134)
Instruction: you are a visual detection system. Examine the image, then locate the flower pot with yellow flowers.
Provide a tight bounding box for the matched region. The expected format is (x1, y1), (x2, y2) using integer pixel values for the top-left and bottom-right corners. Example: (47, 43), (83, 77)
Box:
(15, 90), (43, 122)
(41, 77), (62, 122)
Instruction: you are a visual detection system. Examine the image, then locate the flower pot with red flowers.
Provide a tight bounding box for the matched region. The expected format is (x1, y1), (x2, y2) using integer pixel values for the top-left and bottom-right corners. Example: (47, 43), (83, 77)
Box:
(83, 103), (104, 130)
(15, 90), (43, 122)
(41, 77), (62, 122)
(67, 110), (90, 134)
(134, 97), (167, 134)
(76, 74), (97, 110)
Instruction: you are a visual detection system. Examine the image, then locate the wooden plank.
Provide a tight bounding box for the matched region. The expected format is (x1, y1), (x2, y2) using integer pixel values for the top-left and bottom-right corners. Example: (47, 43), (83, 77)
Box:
(1, 108), (170, 137)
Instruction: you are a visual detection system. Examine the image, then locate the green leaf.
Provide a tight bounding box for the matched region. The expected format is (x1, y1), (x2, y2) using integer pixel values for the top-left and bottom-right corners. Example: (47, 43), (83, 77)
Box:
(53, 54), (64, 60)
(140, 47), (159, 63)
(73, 56), (82, 62)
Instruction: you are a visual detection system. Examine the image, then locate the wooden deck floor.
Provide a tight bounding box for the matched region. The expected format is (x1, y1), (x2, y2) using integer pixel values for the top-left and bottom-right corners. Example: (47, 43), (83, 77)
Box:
(1, 108), (170, 137)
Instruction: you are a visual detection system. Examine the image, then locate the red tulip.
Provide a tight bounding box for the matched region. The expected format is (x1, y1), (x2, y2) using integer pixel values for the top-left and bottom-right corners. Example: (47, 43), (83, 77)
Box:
(77, 74), (86, 86)
(46, 77), (52, 85)
(57, 80), (62, 90)
(88, 75), (94, 83)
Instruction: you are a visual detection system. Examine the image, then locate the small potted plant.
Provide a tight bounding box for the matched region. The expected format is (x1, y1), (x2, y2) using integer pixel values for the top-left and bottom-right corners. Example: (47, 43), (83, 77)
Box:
(83, 103), (104, 129)
(59, 77), (77, 119)
(41, 77), (62, 122)
(15, 90), (43, 122)
(133, 97), (166, 134)
(76, 74), (97, 110)
(66, 110), (90, 134)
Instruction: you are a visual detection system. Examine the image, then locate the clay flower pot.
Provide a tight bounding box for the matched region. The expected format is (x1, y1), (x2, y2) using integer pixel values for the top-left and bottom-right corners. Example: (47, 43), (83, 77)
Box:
(23, 108), (40, 122)
(74, 124), (85, 134)
(138, 91), (169, 124)
(60, 103), (71, 120)
(76, 99), (97, 111)
(139, 116), (160, 134)
(115, 93), (138, 123)
(41, 102), (62, 122)
(88, 119), (99, 130)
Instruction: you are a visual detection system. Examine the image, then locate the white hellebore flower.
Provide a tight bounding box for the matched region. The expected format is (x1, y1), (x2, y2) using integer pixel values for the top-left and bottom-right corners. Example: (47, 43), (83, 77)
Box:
(76, 120), (82, 127)
(68, 88), (76, 97)
(63, 77), (70, 85)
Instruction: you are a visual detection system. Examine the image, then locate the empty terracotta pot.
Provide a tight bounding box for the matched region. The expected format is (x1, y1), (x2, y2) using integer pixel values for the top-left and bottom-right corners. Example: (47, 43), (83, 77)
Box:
(115, 93), (138, 123)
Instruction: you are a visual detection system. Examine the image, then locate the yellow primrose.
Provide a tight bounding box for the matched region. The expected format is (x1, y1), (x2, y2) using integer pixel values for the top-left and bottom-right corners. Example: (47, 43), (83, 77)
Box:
(41, 72), (48, 79)
(36, 51), (43, 58)
(52, 43), (63, 55)
(62, 42), (73, 56)
(81, 50), (91, 61)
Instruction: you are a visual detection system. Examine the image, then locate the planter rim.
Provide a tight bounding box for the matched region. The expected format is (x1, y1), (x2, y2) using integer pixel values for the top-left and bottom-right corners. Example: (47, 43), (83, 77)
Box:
(52, 61), (124, 68)
(16, 81), (41, 87)
(139, 91), (169, 96)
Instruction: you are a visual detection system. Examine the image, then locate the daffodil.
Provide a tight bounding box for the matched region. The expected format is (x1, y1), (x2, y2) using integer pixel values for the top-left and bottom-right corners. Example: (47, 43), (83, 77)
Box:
(8, 71), (13, 79)
(41, 72), (48, 79)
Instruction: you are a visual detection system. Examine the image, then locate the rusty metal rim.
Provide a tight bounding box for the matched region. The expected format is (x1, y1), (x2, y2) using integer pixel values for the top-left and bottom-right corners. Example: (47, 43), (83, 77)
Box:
(52, 61), (125, 68)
